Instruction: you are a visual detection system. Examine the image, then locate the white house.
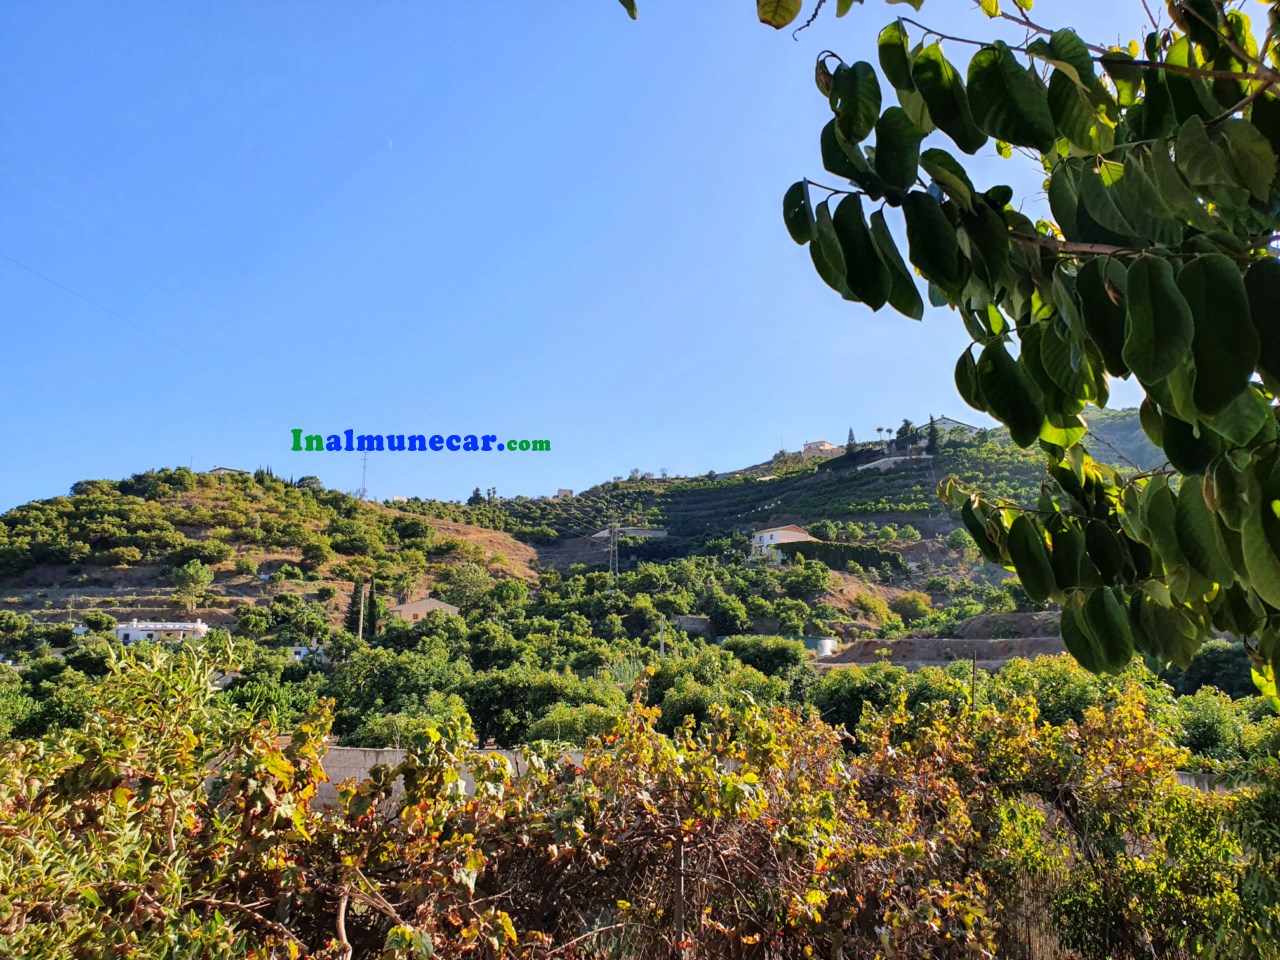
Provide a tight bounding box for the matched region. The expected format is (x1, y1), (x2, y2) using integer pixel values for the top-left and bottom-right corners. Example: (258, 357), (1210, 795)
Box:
(387, 597), (460, 622)
(209, 466), (249, 476)
(750, 524), (816, 561)
(288, 644), (329, 664)
(929, 416), (982, 436)
(114, 618), (210, 644)
(802, 440), (843, 460)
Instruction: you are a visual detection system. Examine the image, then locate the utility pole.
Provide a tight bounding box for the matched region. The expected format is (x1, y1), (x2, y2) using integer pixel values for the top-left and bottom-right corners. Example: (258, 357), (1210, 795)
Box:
(357, 580), (366, 641)
(607, 519), (620, 588)
(358, 452), (369, 501)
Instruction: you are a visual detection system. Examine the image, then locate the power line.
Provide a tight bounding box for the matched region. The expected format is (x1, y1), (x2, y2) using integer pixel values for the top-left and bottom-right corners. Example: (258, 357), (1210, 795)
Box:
(0, 251), (183, 349)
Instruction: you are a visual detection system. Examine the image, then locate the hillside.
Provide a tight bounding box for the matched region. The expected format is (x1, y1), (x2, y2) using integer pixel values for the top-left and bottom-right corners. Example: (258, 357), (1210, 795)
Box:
(0, 469), (536, 634)
(393, 410), (1158, 557)
(0, 409), (1158, 634)
(0, 405), (1257, 774)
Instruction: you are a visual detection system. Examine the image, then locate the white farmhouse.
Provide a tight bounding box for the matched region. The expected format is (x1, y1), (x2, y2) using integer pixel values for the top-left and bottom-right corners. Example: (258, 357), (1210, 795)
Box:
(387, 597), (460, 622)
(750, 524), (816, 561)
(114, 618), (210, 644)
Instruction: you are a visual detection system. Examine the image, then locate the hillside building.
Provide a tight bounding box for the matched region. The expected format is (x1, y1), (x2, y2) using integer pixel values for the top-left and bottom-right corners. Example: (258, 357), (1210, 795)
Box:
(209, 466), (249, 476)
(801, 440), (843, 460)
(750, 524), (816, 561)
(929, 416), (982, 436)
(387, 597), (460, 622)
(114, 618), (210, 644)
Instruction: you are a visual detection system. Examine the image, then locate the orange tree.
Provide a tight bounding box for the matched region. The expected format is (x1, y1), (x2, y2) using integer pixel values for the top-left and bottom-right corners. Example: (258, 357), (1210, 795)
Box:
(624, 0), (1280, 696)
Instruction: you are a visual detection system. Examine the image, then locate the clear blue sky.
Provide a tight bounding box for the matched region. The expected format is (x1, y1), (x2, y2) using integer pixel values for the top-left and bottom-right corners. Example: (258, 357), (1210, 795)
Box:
(1, 0), (1144, 510)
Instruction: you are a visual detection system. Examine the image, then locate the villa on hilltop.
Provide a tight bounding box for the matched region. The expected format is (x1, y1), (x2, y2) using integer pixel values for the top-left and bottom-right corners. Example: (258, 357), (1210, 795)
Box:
(802, 440), (843, 460)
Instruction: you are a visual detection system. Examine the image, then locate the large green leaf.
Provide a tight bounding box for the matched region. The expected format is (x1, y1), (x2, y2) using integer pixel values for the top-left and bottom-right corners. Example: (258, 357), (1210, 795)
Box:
(1076, 257), (1129, 376)
(964, 209), (1014, 295)
(820, 120), (864, 183)
(902, 192), (964, 294)
(1179, 254), (1258, 417)
(1079, 162), (1138, 240)
(869, 209), (924, 320)
(1174, 473), (1235, 585)
(1148, 141), (1217, 233)
(832, 194), (890, 310)
(1082, 585), (1135, 672)
(809, 201), (848, 294)
(1143, 475), (1188, 575)
(783, 181), (815, 244)
(1113, 151), (1186, 246)
(1164, 35), (1220, 124)
(976, 340), (1043, 447)
(967, 41), (1055, 152)
(919, 149), (975, 213)
(1048, 515), (1087, 592)
(1047, 69), (1115, 153)
(1242, 487), (1280, 610)
(873, 107), (924, 191)
(1007, 514), (1057, 602)
(1162, 410), (1221, 475)
(877, 21), (915, 92)
(1122, 256), (1194, 383)
(911, 44), (987, 155)
(829, 62), (883, 144)
(1245, 258), (1280, 383)
(1176, 116), (1235, 188)
(1218, 119), (1278, 201)
(1027, 30), (1098, 89)
(955, 347), (986, 412)
(1061, 591), (1105, 672)
(757, 0), (802, 29)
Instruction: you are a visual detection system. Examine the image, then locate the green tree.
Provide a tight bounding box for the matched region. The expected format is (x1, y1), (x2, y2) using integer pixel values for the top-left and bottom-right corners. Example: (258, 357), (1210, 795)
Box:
(343, 576), (366, 636)
(169, 559), (213, 613)
(705, 592), (751, 637)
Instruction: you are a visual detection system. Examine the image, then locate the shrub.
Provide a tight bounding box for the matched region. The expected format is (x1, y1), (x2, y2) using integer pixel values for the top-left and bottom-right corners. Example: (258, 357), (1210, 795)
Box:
(889, 591), (932, 623)
(721, 636), (807, 677)
(233, 558), (259, 577)
(897, 525), (921, 543)
(853, 593), (892, 624)
(316, 586), (337, 603)
(1177, 687), (1244, 761)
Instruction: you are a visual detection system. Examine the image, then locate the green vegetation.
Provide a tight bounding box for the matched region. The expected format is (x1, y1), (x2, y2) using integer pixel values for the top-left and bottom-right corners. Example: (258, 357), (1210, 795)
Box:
(4, 641), (1280, 958)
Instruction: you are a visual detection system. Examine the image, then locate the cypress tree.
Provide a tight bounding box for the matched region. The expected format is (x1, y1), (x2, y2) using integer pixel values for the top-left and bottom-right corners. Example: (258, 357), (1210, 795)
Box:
(344, 577), (365, 635)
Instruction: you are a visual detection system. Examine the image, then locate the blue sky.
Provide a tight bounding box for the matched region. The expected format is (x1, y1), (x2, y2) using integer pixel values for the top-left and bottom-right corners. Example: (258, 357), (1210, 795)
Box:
(1, 0), (1144, 510)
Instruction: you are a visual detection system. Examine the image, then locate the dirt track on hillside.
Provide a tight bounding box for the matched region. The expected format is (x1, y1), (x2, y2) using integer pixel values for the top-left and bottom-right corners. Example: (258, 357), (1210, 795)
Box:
(816, 635), (1068, 671)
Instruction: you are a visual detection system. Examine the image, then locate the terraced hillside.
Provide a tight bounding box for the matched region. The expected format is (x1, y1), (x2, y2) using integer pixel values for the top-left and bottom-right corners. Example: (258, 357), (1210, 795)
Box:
(392, 411), (1156, 557)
